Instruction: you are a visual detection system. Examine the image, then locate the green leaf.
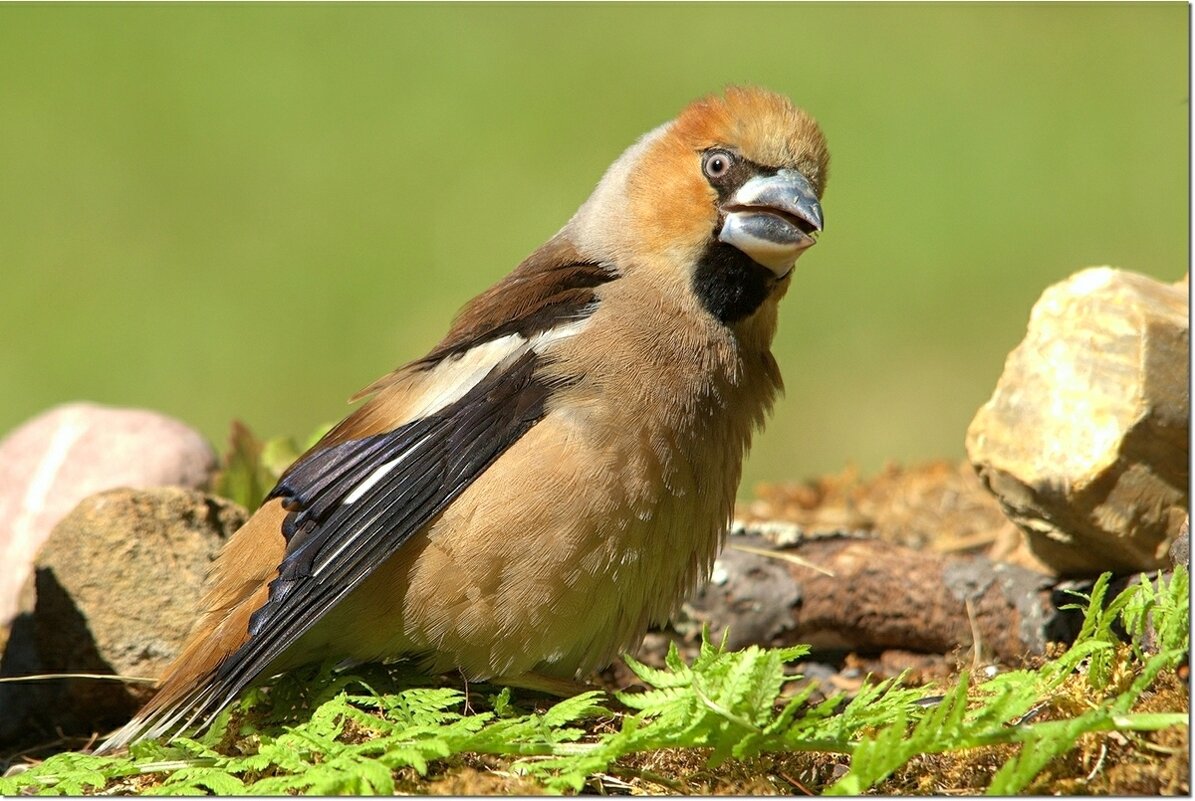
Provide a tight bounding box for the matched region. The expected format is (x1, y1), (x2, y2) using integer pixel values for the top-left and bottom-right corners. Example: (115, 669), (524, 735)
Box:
(540, 690), (608, 727)
(153, 766), (247, 795)
(210, 420), (334, 511)
(621, 650), (691, 689)
(210, 420), (271, 510)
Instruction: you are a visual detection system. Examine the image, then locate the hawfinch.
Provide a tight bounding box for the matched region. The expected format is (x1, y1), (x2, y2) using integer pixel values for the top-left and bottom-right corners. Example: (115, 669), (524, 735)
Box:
(99, 85), (829, 751)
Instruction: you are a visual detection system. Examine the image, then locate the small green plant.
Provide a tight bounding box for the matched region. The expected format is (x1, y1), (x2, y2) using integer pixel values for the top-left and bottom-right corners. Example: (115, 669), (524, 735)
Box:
(1, 566), (1186, 795)
(211, 421), (332, 511)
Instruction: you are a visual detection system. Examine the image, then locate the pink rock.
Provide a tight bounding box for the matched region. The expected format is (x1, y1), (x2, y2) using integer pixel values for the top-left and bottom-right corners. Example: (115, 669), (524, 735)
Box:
(0, 403), (216, 630)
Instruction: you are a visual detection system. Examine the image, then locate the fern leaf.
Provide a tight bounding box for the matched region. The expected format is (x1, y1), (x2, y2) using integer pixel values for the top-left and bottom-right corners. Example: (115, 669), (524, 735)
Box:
(621, 651), (691, 689)
(540, 690), (608, 727)
(150, 766), (246, 796)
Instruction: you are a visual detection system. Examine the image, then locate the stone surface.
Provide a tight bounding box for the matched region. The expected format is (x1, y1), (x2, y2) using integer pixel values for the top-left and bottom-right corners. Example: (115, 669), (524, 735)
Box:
(966, 268), (1189, 576)
(1168, 516), (1189, 570)
(0, 487), (246, 747)
(0, 403), (217, 636)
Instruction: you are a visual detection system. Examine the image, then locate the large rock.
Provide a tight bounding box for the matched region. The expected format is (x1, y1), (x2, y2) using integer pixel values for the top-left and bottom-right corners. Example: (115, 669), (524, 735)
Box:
(0, 488), (246, 746)
(0, 403), (216, 637)
(967, 268), (1188, 575)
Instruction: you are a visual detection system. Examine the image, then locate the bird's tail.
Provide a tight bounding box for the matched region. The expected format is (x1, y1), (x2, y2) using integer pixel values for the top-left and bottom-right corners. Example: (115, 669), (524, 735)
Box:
(94, 671), (223, 755)
(94, 501), (289, 754)
(92, 589), (265, 753)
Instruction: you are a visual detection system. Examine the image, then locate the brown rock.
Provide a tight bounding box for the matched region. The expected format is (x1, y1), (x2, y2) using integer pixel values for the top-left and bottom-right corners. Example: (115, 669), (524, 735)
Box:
(1168, 516), (1189, 570)
(0, 487), (246, 747)
(0, 403), (217, 637)
(966, 268), (1189, 576)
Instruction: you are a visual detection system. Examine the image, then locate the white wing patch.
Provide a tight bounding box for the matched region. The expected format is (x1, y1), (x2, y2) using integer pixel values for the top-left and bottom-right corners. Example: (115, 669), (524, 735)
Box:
(528, 317), (590, 348)
(403, 333), (526, 421)
(402, 319), (591, 422)
(339, 318), (591, 509)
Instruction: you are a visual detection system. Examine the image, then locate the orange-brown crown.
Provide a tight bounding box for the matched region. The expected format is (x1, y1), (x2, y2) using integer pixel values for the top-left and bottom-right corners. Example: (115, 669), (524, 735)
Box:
(669, 86), (830, 196)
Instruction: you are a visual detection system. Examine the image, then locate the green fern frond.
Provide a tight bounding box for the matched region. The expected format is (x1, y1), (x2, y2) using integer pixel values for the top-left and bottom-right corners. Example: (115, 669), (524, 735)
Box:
(0, 567), (1185, 796)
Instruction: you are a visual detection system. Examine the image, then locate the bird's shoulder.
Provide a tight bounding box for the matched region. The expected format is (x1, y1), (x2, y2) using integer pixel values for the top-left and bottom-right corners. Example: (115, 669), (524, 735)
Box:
(421, 234), (617, 365)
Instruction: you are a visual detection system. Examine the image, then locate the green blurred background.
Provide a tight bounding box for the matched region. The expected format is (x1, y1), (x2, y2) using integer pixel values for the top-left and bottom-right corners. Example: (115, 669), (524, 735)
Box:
(1, 3), (1187, 495)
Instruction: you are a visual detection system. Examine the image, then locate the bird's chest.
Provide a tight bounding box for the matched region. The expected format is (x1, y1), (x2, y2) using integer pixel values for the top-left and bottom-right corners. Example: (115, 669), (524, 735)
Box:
(557, 313), (764, 490)
(545, 325), (767, 593)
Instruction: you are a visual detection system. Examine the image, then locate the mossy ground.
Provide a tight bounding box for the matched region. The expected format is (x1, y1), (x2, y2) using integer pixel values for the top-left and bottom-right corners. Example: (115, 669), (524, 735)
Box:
(2, 464), (1187, 795)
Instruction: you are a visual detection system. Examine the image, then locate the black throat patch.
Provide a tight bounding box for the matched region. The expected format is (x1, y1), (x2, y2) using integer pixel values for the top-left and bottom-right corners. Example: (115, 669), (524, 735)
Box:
(692, 240), (775, 324)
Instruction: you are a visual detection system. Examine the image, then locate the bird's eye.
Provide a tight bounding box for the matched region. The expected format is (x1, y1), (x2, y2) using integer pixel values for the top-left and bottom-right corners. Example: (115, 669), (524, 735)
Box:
(702, 150), (734, 180)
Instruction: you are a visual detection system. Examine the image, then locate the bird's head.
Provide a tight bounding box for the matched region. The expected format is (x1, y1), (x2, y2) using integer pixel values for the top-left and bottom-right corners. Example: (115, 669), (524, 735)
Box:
(567, 86), (829, 325)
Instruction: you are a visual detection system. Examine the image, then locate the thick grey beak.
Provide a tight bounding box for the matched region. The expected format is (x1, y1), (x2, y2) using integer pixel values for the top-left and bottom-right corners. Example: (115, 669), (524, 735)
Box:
(718, 168), (824, 277)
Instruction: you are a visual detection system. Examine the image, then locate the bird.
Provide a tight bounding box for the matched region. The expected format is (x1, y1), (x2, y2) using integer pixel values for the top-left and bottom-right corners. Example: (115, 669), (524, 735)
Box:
(97, 85), (829, 752)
